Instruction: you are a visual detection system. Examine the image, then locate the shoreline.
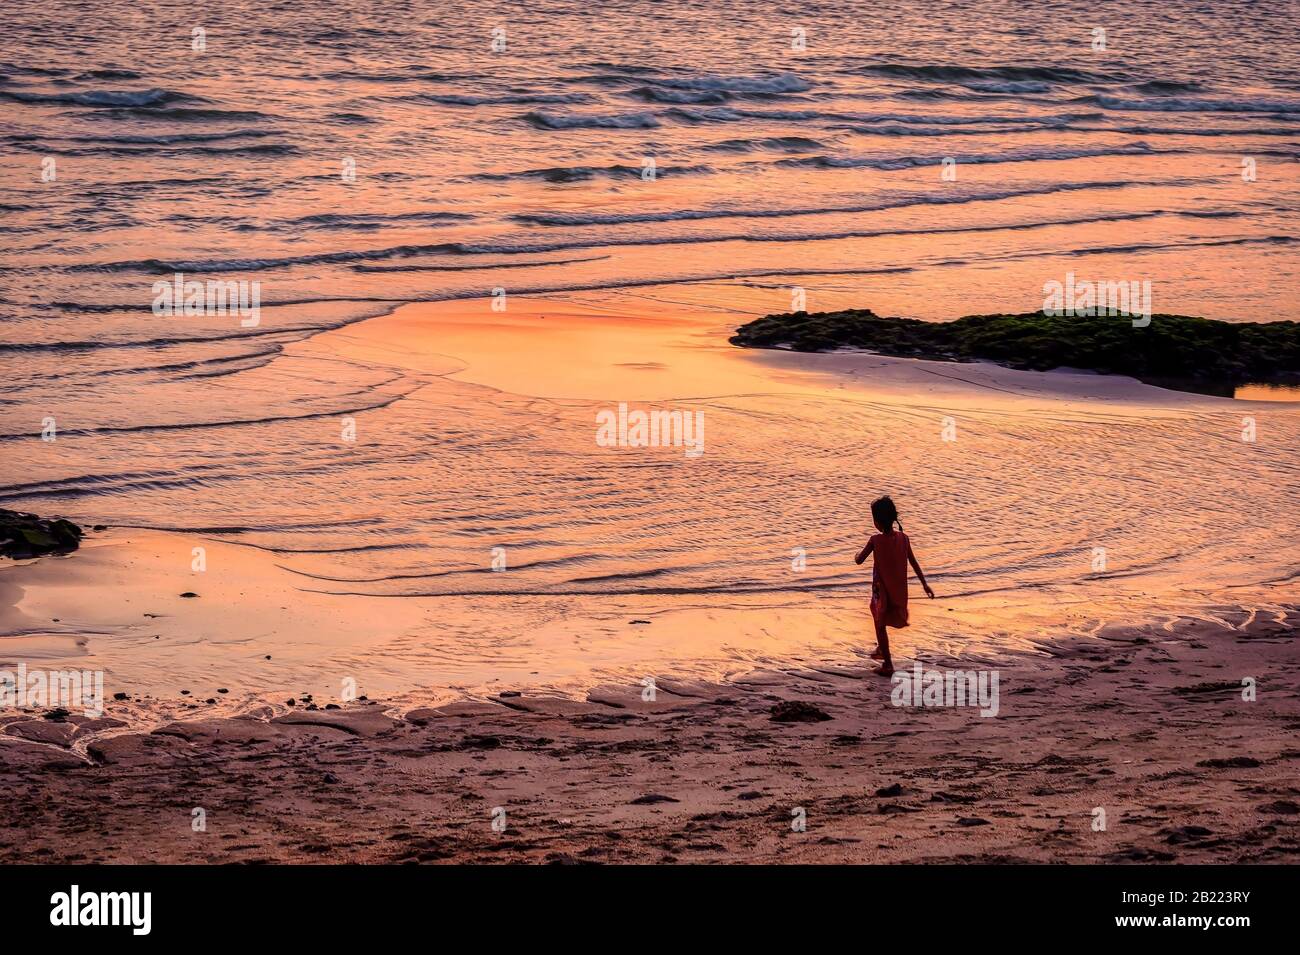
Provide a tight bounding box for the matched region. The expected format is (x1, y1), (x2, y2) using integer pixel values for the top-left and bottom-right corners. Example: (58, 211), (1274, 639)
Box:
(2, 607), (1295, 863)
(3, 521), (1293, 732)
(4, 293), (1298, 728)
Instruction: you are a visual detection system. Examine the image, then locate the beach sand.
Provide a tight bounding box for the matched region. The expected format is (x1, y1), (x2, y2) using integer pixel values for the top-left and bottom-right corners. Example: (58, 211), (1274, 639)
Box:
(1, 607), (1296, 864)
(2, 295), (1297, 863)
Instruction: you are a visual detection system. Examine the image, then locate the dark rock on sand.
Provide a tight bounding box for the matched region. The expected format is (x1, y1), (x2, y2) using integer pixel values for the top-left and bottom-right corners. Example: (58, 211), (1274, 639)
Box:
(1108, 846), (1177, 862)
(957, 817), (991, 826)
(931, 791), (978, 804)
(769, 700), (832, 722)
(875, 783), (905, 797)
(730, 308), (1300, 394)
(545, 852), (598, 865)
(630, 793), (680, 805)
(0, 509), (83, 559)
(1197, 756), (1261, 768)
(1163, 825), (1213, 844)
(1259, 800), (1300, 815)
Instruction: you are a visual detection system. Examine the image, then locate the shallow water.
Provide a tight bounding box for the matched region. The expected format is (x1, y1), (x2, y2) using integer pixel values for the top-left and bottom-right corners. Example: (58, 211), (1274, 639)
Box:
(1, 0), (1298, 700)
(1235, 383), (1300, 402)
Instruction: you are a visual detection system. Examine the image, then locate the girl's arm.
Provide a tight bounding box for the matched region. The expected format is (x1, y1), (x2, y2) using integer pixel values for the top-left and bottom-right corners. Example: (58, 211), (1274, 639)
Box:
(908, 543), (935, 597)
(854, 539), (874, 565)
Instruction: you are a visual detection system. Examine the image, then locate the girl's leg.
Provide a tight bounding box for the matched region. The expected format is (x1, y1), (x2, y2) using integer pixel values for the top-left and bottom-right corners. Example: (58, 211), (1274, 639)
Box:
(873, 620), (894, 675)
(869, 585), (887, 659)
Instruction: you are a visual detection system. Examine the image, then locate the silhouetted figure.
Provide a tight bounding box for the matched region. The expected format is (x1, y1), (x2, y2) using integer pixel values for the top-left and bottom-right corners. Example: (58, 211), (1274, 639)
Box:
(854, 495), (933, 676)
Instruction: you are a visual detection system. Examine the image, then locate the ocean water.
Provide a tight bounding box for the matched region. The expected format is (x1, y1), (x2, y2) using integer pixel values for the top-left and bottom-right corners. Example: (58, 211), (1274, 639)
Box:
(2, 0), (1298, 696)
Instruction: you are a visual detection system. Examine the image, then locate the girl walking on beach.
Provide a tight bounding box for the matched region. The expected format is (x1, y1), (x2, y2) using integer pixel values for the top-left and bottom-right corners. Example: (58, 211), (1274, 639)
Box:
(854, 495), (933, 676)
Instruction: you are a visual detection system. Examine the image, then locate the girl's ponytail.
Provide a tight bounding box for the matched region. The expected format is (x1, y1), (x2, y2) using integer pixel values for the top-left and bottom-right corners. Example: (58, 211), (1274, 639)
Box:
(870, 495), (902, 533)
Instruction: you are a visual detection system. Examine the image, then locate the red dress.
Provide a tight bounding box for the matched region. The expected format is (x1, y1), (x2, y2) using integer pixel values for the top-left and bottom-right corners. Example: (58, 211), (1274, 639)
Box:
(869, 531), (910, 629)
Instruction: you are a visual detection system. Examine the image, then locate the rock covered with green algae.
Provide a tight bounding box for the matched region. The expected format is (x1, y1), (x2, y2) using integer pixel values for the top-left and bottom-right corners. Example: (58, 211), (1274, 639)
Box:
(729, 309), (1300, 388)
(0, 509), (84, 559)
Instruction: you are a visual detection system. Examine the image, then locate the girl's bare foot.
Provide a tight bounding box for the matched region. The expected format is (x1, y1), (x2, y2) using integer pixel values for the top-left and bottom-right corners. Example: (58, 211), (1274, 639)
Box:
(869, 647), (885, 661)
(872, 664), (895, 677)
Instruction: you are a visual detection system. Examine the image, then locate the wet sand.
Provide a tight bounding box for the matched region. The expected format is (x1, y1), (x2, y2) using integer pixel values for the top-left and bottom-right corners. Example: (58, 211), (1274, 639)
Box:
(2, 608), (1296, 863)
